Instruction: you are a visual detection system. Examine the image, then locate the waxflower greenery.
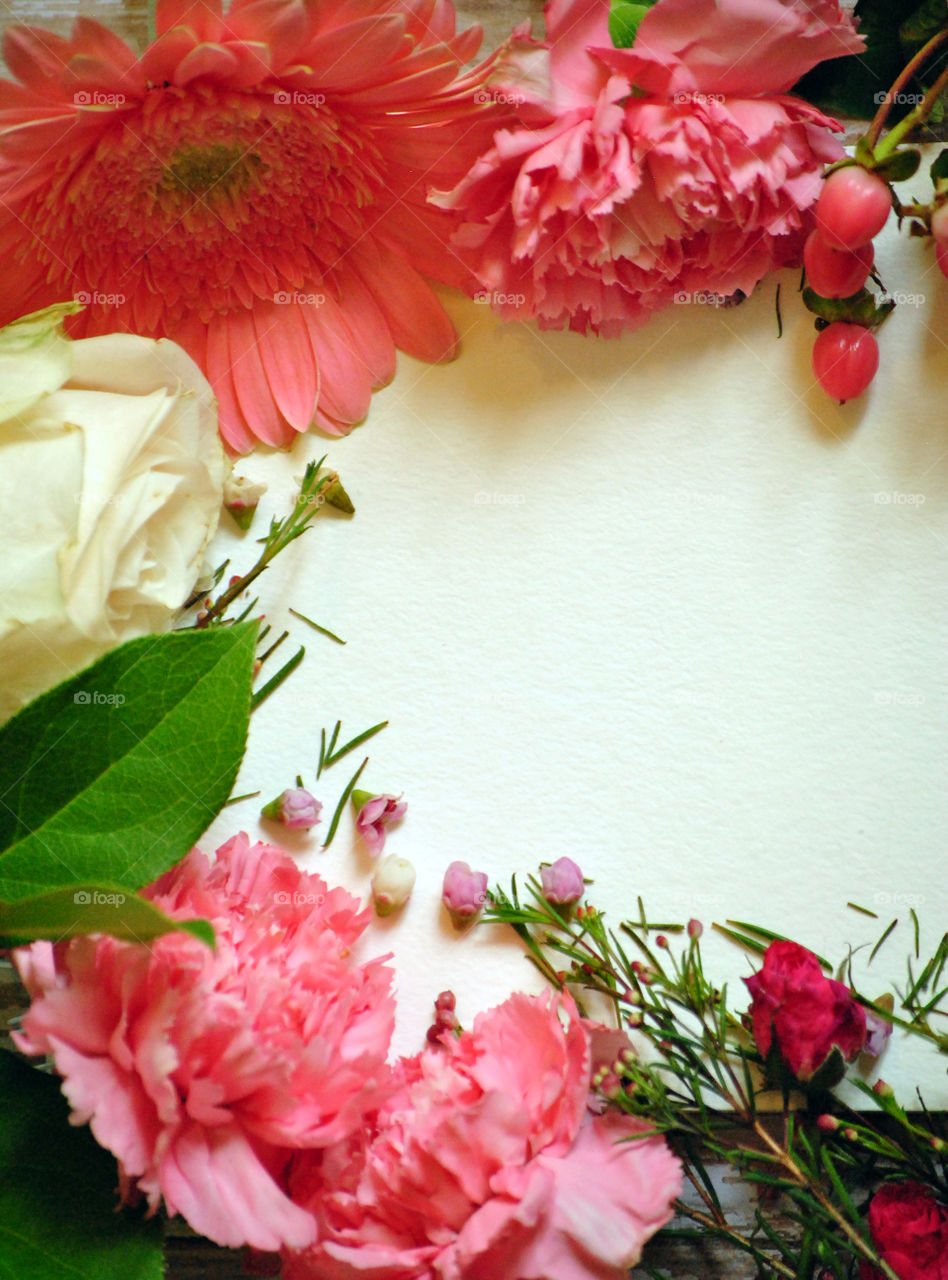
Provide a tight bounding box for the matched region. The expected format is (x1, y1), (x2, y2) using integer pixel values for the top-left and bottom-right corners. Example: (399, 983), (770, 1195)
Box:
(486, 873), (948, 1279)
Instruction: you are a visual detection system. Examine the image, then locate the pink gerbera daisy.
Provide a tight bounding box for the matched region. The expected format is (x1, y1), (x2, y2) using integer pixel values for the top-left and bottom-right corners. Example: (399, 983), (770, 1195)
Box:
(0, 0), (500, 452)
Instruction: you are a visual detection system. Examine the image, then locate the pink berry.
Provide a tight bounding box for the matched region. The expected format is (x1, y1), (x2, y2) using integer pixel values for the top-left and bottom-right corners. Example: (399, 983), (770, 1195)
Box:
(932, 203), (948, 248)
(803, 230), (873, 298)
(815, 167), (891, 250)
(936, 241), (948, 281)
(812, 323), (879, 402)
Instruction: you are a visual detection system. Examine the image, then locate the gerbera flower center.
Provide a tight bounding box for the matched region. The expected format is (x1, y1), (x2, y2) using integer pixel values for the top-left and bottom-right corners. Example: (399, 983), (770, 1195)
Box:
(162, 142), (258, 195)
(21, 86), (387, 326)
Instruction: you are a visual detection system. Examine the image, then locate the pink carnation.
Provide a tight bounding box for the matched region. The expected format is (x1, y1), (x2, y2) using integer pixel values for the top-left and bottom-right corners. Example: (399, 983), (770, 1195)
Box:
(435, 0), (864, 334)
(283, 991), (681, 1280)
(13, 834), (395, 1252)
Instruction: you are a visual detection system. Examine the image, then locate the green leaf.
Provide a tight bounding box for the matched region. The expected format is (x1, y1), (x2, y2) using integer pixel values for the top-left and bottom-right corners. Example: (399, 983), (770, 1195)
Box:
(793, 0), (921, 120)
(608, 0), (653, 48)
(0, 1050), (163, 1279)
(930, 148), (948, 183)
(0, 884), (214, 949)
(873, 147), (922, 181)
(899, 0), (948, 54)
(0, 624), (257, 900)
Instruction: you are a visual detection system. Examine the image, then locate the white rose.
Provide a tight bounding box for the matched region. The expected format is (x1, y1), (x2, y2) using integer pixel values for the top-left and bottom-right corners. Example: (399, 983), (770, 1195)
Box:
(0, 304), (228, 721)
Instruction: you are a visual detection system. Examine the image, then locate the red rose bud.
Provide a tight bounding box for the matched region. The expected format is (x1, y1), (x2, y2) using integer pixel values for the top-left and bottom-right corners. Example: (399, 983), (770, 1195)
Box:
(859, 1181), (948, 1280)
(744, 940), (866, 1084)
(539, 856), (584, 906)
(261, 786), (322, 831)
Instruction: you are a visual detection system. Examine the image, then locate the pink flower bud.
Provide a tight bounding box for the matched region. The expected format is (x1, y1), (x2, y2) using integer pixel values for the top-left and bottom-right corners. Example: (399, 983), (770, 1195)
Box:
(261, 786), (322, 831)
(441, 861), (488, 927)
(352, 790), (406, 858)
(371, 855), (416, 917)
(539, 856), (584, 906)
(687, 918), (703, 939)
(816, 1113), (839, 1133)
(224, 474), (267, 531)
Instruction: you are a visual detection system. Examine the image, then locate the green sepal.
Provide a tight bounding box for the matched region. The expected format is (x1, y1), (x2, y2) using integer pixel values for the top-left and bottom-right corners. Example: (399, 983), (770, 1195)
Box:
(802, 287), (895, 330)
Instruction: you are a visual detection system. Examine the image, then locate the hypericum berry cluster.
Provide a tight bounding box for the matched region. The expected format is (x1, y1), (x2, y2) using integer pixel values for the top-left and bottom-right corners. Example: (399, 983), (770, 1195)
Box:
(426, 990), (459, 1045)
(807, 165), (891, 402)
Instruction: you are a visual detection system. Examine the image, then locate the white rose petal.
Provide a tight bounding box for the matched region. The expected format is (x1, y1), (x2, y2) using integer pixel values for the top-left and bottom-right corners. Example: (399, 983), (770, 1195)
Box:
(0, 302), (80, 422)
(0, 320), (227, 721)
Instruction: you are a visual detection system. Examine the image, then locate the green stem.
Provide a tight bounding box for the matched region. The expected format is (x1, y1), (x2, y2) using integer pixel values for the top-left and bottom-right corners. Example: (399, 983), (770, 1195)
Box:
(147, 0), (157, 43)
(672, 1203), (798, 1279)
(865, 26), (948, 153)
(755, 1123), (901, 1280)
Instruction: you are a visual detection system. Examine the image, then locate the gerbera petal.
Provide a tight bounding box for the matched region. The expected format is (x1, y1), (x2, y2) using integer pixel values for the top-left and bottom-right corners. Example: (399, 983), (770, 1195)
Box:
(156, 0), (225, 42)
(141, 28), (203, 83)
(252, 300), (319, 432)
(326, 265), (397, 389)
(172, 41), (242, 85)
(219, 40), (272, 87)
(68, 17), (141, 77)
(2, 26), (72, 88)
(301, 294), (373, 427)
(206, 317), (258, 454)
(294, 16), (409, 91)
(227, 308), (297, 447)
(349, 242), (458, 363)
(225, 0), (308, 68)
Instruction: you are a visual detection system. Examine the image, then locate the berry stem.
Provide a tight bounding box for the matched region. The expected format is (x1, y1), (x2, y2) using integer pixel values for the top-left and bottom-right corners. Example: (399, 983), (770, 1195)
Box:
(865, 27), (948, 155)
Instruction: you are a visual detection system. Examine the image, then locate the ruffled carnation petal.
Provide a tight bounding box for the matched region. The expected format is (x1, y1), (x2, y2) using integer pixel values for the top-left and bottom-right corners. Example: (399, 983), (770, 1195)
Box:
(14, 834), (395, 1250)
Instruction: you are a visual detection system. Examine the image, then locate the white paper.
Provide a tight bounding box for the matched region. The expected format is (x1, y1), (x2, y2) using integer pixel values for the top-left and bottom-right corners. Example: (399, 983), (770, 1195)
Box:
(202, 195), (948, 1104)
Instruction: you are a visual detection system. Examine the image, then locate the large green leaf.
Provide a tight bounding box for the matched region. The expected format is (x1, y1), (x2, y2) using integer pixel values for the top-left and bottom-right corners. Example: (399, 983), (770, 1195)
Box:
(0, 1050), (163, 1279)
(0, 883), (214, 949)
(0, 624), (256, 900)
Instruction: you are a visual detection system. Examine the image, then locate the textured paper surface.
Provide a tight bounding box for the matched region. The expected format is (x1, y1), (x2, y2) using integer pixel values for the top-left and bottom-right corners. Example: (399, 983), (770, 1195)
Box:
(200, 193), (948, 1101)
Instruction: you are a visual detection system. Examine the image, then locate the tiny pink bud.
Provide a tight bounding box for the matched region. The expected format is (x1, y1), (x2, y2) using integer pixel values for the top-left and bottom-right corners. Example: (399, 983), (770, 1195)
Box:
(842, 1127), (858, 1142)
(352, 790), (406, 858)
(872, 1078), (894, 1100)
(540, 856), (584, 906)
(435, 1008), (458, 1031)
(597, 1072), (621, 1100)
(816, 1114), (839, 1133)
(655, 934), (669, 948)
(434, 990), (456, 1012)
(687, 918), (703, 939)
(932, 1136), (946, 1153)
(371, 854), (416, 917)
(441, 861), (489, 928)
(261, 786), (322, 831)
